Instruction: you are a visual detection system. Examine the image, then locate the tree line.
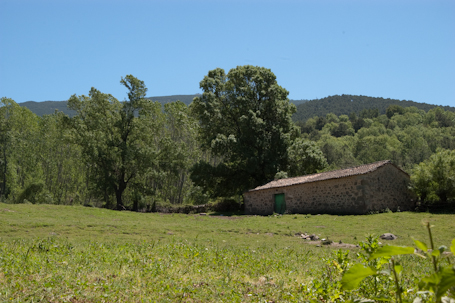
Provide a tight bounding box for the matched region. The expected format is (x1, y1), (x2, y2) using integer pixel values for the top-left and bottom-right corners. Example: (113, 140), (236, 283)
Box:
(0, 77), (208, 211)
(1, 66), (454, 209)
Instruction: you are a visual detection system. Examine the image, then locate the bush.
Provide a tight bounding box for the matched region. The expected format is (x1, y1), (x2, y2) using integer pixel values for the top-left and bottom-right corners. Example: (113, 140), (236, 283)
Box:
(208, 198), (243, 212)
(16, 182), (53, 204)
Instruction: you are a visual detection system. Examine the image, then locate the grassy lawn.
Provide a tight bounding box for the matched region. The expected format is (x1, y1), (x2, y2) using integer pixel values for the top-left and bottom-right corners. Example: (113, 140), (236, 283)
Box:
(0, 203), (454, 302)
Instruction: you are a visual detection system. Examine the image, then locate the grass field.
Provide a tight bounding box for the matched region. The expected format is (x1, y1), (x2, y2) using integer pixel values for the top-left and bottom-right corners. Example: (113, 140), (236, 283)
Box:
(0, 203), (454, 302)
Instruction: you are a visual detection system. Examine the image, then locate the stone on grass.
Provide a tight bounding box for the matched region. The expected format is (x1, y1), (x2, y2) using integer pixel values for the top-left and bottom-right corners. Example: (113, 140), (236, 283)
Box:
(310, 234), (319, 241)
(380, 233), (397, 240)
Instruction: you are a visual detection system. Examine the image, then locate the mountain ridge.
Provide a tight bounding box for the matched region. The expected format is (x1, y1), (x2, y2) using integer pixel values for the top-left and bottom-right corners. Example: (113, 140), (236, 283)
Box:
(18, 94), (454, 121)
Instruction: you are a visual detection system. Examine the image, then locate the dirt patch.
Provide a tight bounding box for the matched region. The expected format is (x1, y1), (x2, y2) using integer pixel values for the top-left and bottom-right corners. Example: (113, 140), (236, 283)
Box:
(208, 215), (243, 220)
(0, 209), (15, 212)
(296, 232), (359, 249)
(304, 240), (359, 249)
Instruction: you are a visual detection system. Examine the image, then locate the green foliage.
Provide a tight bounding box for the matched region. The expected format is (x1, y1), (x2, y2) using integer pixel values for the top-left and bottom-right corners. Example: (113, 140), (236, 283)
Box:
(410, 149), (455, 205)
(148, 101), (204, 206)
(387, 104), (406, 119)
(0, 97), (43, 201)
(341, 263), (377, 291)
(36, 112), (87, 205)
(331, 122), (354, 137)
(190, 65), (297, 197)
(355, 134), (402, 164)
(274, 171), (288, 180)
(67, 75), (165, 209)
(15, 182), (53, 204)
(297, 105), (455, 174)
(287, 138), (328, 177)
(318, 135), (359, 169)
(309, 223), (455, 302)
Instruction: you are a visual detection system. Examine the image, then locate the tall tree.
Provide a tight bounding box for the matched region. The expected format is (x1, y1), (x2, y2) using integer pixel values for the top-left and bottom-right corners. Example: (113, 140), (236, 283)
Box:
(0, 97), (42, 201)
(410, 149), (455, 204)
(37, 112), (87, 205)
(287, 138), (328, 177)
(190, 65), (297, 197)
(0, 98), (14, 199)
(147, 101), (204, 205)
(67, 75), (164, 209)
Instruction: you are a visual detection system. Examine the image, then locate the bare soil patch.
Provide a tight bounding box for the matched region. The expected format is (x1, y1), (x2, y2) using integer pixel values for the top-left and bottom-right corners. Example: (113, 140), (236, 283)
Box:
(207, 215), (244, 220)
(303, 240), (359, 249)
(0, 209), (15, 212)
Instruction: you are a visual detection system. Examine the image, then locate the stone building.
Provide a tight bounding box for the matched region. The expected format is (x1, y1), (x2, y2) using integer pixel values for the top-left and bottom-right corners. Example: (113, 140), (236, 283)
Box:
(244, 160), (415, 215)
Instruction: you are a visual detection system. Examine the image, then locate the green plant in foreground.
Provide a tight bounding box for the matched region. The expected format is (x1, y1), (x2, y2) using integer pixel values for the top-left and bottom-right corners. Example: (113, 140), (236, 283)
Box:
(341, 221), (455, 302)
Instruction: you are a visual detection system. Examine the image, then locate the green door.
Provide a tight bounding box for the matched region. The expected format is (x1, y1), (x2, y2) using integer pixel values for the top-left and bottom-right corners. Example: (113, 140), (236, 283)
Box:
(274, 193), (286, 214)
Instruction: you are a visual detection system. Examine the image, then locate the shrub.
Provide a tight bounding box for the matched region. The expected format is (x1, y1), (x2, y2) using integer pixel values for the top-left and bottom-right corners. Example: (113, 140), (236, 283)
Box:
(16, 182), (53, 204)
(208, 198), (243, 212)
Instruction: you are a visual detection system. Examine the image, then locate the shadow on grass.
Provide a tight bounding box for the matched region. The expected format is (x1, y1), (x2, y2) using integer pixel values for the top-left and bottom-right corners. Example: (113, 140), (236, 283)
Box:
(415, 203), (455, 214)
(208, 210), (246, 217)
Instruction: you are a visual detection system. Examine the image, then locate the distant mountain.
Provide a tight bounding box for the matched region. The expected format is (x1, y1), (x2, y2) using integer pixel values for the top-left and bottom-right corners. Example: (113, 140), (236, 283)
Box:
(146, 94), (200, 105)
(19, 95), (308, 117)
(19, 101), (76, 117)
(290, 99), (309, 106)
(20, 94), (451, 121)
(19, 95), (202, 117)
(292, 94), (455, 122)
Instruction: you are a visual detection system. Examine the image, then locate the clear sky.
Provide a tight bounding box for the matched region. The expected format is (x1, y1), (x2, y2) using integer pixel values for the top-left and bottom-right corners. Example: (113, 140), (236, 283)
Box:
(1, 0), (454, 106)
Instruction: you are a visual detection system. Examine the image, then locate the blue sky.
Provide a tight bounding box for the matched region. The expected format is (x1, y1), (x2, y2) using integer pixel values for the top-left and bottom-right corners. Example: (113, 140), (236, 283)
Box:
(1, 0), (454, 106)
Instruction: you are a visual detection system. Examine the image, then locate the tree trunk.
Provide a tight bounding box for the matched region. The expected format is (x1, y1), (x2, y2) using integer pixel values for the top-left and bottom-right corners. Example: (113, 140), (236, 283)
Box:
(1, 147), (7, 198)
(115, 177), (127, 210)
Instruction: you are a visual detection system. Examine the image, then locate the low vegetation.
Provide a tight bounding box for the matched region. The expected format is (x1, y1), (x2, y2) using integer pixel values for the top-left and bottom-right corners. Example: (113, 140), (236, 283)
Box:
(1, 203), (454, 301)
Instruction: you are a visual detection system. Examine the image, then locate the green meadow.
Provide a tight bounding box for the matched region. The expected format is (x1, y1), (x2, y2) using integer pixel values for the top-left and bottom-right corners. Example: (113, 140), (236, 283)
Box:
(0, 203), (454, 302)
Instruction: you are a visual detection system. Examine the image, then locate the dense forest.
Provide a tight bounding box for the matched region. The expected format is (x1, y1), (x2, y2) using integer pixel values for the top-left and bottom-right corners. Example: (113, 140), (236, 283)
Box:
(2, 67), (455, 210)
(297, 106), (455, 170)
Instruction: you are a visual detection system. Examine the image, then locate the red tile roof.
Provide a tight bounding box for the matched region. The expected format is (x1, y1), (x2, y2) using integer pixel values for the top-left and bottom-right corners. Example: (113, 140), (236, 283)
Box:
(247, 160), (408, 192)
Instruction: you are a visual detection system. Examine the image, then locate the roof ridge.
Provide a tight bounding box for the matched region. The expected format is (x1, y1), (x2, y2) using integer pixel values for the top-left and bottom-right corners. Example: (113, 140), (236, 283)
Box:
(276, 159), (391, 182)
(248, 160), (399, 192)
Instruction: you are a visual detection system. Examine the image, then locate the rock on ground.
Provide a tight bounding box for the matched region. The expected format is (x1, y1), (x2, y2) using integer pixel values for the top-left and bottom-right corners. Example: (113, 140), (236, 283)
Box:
(380, 233), (397, 240)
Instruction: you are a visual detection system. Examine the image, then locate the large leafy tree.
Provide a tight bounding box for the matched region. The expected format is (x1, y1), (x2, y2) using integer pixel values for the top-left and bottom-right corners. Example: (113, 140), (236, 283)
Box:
(190, 65), (297, 197)
(410, 149), (455, 204)
(0, 97), (42, 201)
(287, 138), (328, 177)
(147, 101), (205, 205)
(67, 75), (164, 209)
(36, 112), (87, 205)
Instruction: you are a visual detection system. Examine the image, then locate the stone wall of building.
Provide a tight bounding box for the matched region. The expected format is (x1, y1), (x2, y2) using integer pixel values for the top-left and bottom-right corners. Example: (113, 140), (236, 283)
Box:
(360, 164), (415, 212)
(244, 164), (415, 215)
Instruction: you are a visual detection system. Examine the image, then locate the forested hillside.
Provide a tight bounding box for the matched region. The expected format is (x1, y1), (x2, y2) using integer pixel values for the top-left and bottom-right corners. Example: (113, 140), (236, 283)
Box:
(293, 94), (455, 122)
(298, 106), (455, 171)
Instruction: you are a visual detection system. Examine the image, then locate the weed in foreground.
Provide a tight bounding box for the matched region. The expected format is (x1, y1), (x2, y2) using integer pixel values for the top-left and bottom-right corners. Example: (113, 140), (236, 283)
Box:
(309, 222), (455, 302)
